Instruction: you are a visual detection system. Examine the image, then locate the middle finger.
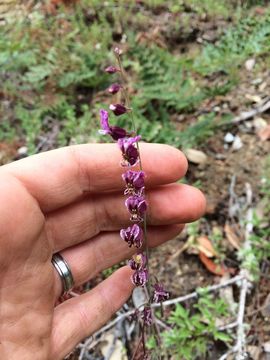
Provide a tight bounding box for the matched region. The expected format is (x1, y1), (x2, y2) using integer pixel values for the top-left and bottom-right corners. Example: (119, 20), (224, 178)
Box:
(46, 183), (205, 252)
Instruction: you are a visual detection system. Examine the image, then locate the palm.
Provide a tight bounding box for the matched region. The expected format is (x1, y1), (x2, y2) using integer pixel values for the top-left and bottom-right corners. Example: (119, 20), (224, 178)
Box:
(0, 143), (205, 360)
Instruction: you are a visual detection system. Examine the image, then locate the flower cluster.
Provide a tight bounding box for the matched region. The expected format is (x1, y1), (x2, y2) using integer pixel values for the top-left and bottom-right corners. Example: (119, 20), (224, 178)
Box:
(100, 48), (169, 348)
(100, 48), (149, 290)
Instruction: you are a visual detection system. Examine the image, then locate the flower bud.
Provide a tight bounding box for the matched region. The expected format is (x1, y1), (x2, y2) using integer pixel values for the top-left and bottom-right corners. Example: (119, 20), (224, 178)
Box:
(105, 65), (120, 74)
(109, 103), (128, 116)
(107, 83), (121, 94)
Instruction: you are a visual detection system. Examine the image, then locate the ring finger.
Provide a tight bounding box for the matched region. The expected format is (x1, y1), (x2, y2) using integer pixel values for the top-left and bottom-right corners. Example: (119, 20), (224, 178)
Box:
(53, 223), (184, 299)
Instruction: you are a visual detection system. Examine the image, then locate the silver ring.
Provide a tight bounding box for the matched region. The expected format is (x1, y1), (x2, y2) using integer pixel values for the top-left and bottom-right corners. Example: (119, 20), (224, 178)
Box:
(52, 253), (74, 296)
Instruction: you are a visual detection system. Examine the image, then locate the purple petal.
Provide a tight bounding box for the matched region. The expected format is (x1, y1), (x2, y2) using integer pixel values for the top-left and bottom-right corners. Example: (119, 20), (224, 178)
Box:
(131, 268), (148, 286)
(100, 109), (110, 131)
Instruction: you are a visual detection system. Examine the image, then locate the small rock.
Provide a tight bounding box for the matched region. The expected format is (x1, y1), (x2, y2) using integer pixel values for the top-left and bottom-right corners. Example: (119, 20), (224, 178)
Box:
(253, 117), (268, 130)
(224, 132), (235, 143)
(251, 78), (263, 85)
(232, 136), (243, 151)
(17, 146), (28, 155)
(185, 149), (207, 165)
(263, 342), (270, 353)
(245, 58), (256, 71)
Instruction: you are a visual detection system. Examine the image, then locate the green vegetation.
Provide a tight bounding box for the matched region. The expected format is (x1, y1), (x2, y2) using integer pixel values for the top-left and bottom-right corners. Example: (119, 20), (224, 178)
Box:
(148, 293), (231, 360)
(0, 2), (270, 153)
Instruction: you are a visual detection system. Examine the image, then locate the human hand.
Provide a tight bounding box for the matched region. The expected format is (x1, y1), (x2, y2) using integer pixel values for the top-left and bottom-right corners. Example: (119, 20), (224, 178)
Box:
(0, 143), (205, 360)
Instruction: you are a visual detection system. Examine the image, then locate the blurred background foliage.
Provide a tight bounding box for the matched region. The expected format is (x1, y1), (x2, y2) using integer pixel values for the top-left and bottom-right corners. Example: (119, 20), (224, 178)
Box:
(0, 0), (270, 153)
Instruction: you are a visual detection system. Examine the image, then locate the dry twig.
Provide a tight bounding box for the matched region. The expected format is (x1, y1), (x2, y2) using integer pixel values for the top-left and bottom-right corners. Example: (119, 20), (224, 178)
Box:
(231, 97), (270, 124)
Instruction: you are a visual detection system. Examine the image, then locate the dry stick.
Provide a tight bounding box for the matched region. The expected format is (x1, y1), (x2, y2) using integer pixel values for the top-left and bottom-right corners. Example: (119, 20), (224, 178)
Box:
(219, 184), (254, 360)
(235, 210), (254, 359)
(231, 97), (270, 124)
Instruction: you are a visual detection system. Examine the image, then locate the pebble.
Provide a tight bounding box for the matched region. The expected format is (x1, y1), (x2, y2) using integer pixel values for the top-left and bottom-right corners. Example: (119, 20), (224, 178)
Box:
(251, 78), (263, 85)
(224, 132), (235, 143)
(17, 146), (28, 155)
(245, 58), (256, 71)
(185, 148), (207, 165)
(232, 136), (243, 151)
(263, 342), (270, 353)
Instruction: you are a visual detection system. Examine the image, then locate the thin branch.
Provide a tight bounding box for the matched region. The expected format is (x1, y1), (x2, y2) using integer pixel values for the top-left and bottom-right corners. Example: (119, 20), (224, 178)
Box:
(219, 183), (254, 360)
(231, 97), (270, 124)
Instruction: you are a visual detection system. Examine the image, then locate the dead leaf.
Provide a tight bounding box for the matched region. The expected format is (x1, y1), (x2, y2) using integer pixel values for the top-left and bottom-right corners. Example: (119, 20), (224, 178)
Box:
(199, 252), (235, 276)
(245, 94), (262, 103)
(196, 236), (217, 258)
(185, 149), (207, 165)
(257, 124), (270, 141)
(224, 224), (241, 250)
(255, 7), (266, 15)
(247, 345), (261, 360)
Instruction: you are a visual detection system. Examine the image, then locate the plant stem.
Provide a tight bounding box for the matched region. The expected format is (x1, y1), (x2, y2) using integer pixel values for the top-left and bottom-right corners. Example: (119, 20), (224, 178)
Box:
(115, 51), (151, 295)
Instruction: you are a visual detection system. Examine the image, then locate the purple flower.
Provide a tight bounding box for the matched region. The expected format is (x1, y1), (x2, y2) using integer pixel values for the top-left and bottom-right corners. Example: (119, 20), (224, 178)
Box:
(118, 136), (141, 167)
(107, 83), (121, 94)
(128, 253), (147, 270)
(125, 195), (147, 222)
(105, 65), (119, 74)
(122, 170), (145, 195)
(141, 307), (153, 326)
(99, 109), (127, 140)
(109, 103), (128, 116)
(153, 283), (170, 303)
(120, 224), (143, 248)
(131, 268), (148, 286)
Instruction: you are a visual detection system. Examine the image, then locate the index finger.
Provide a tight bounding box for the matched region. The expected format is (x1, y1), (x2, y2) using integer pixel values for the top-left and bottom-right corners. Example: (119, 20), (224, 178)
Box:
(1, 143), (188, 212)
